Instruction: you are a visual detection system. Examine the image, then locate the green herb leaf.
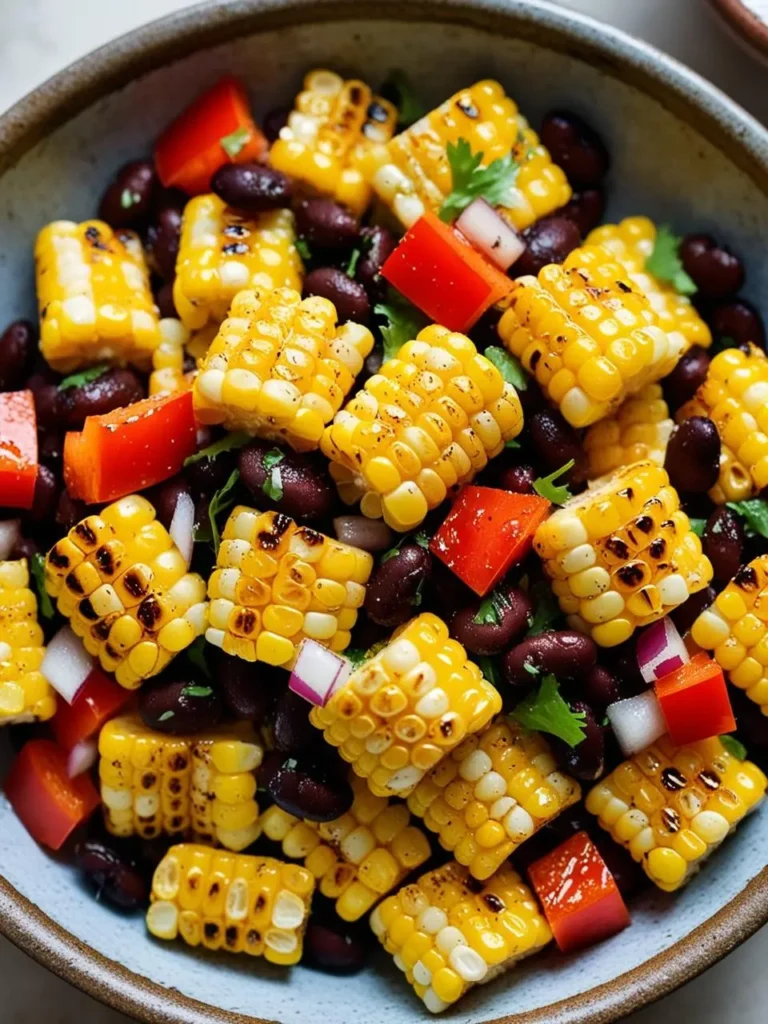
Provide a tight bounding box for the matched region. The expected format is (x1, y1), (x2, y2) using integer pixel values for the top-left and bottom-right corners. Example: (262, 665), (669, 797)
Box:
(30, 553), (55, 620)
(484, 346), (528, 391)
(182, 685), (214, 698)
(414, 531), (430, 549)
(645, 225), (697, 296)
(262, 448), (285, 472)
(120, 188), (141, 210)
(158, 710), (175, 722)
(526, 581), (561, 637)
(220, 125), (251, 159)
(262, 464), (284, 502)
(523, 661), (541, 677)
(186, 636), (211, 679)
(374, 292), (429, 361)
(533, 459), (575, 505)
(344, 648), (367, 668)
(726, 499), (768, 539)
(710, 334), (736, 357)
(411, 578), (425, 608)
(184, 431), (250, 467)
(383, 70), (427, 128)
(381, 530), (431, 563)
(720, 734), (747, 760)
(478, 655), (502, 689)
(689, 517), (707, 538)
(505, 439), (521, 449)
(346, 248), (362, 278)
(472, 588), (510, 626)
(58, 364), (108, 391)
(295, 238), (312, 261)
(512, 674), (587, 747)
(195, 469), (240, 553)
(439, 138), (519, 223)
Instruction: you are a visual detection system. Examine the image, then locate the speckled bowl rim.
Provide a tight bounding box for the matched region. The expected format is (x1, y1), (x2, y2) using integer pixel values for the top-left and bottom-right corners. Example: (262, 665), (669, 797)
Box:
(707, 0), (768, 63)
(1, 1), (767, 1021)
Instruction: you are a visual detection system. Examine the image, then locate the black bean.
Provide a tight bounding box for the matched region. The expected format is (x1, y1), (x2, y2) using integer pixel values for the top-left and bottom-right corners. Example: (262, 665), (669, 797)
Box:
(703, 507), (744, 583)
(39, 430), (64, 468)
(710, 299), (765, 351)
(155, 280), (178, 319)
(529, 409), (587, 484)
(272, 688), (322, 754)
(59, 367), (145, 429)
(664, 417), (720, 493)
(56, 490), (88, 532)
(99, 160), (157, 229)
(549, 702), (604, 781)
(263, 752), (353, 822)
(591, 828), (647, 898)
(214, 649), (278, 724)
(503, 631), (597, 687)
(139, 678), (222, 734)
(556, 188), (605, 238)
(0, 320), (36, 392)
(582, 664), (620, 715)
(26, 465), (60, 523)
(365, 543), (432, 627)
(670, 585), (716, 636)
(75, 840), (147, 910)
(294, 198), (360, 250)
(185, 441), (239, 498)
(10, 535), (40, 561)
(238, 441), (334, 520)
(262, 107), (290, 143)
(540, 111), (610, 188)
(662, 345), (710, 411)
(32, 383), (63, 430)
(513, 217), (581, 278)
(680, 234), (745, 300)
(212, 163), (293, 214)
(147, 188), (186, 281)
(516, 377), (548, 418)
(356, 225), (396, 302)
(333, 516), (394, 553)
(497, 464), (536, 495)
(731, 687), (768, 753)
(451, 585), (531, 657)
(304, 267), (371, 325)
(304, 918), (371, 974)
(602, 639), (647, 699)
(146, 476), (192, 530)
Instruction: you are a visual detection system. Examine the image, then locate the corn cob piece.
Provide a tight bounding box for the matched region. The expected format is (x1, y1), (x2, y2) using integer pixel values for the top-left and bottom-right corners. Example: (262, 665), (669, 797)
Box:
(587, 217), (712, 351)
(371, 860), (551, 1013)
(372, 79), (570, 232)
(193, 287), (374, 451)
(269, 69), (397, 217)
(99, 714), (263, 850)
(586, 735), (766, 892)
(583, 384), (673, 479)
(148, 318), (192, 396)
(534, 461), (712, 647)
(0, 560), (55, 725)
(408, 719), (580, 881)
(173, 195), (302, 331)
(310, 613), (502, 798)
(35, 220), (161, 373)
(320, 324), (524, 532)
(498, 244), (685, 429)
(147, 843), (314, 963)
(206, 505), (372, 667)
(44, 495), (208, 689)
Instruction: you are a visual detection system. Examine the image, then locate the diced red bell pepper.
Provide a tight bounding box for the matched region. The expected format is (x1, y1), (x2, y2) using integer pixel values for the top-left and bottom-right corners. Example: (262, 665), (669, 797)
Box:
(64, 389), (197, 504)
(528, 831), (631, 953)
(4, 739), (100, 850)
(0, 390), (38, 509)
(52, 668), (131, 751)
(381, 211), (514, 332)
(654, 651), (736, 746)
(154, 76), (267, 195)
(430, 485), (550, 596)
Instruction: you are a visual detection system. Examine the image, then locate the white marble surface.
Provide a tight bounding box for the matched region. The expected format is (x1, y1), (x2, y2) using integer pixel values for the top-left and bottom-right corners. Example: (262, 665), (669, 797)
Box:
(0, 0), (766, 1021)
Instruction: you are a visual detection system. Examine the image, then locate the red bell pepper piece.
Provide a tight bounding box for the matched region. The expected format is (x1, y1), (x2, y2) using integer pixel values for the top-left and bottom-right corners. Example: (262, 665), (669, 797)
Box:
(4, 739), (100, 850)
(381, 211), (514, 332)
(430, 485), (550, 596)
(154, 76), (267, 195)
(528, 831), (630, 953)
(52, 668), (131, 751)
(0, 390), (38, 509)
(64, 389), (197, 504)
(654, 652), (736, 745)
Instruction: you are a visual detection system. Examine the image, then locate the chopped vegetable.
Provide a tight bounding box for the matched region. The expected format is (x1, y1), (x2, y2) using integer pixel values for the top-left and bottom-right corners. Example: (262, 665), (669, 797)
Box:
(57, 364), (108, 391)
(41, 626), (96, 705)
(66, 738), (99, 779)
(645, 225), (697, 296)
(439, 138), (518, 223)
(636, 617), (689, 684)
(52, 668), (130, 751)
(511, 674), (587, 747)
(289, 639), (352, 707)
(455, 197), (525, 270)
(168, 490), (196, 567)
(183, 431), (250, 466)
(606, 690), (667, 757)
(484, 345), (528, 390)
(0, 390), (38, 509)
(374, 291), (429, 361)
(726, 498), (768, 539)
(655, 652), (735, 746)
(533, 459), (575, 505)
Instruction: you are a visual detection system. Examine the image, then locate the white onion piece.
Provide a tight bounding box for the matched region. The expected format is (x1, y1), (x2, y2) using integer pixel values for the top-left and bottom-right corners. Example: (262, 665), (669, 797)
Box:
(333, 515), (394, 553)
(67, 738), (98, 778)
(455, 198), (525, 270)
(41, 626), (94, 704)
(637, 617), (689, 684)
(169, 490), (196, 566)
(0, 519), (21, 560)
(607, 691), (667, 757)
(289, 640), (352, 707)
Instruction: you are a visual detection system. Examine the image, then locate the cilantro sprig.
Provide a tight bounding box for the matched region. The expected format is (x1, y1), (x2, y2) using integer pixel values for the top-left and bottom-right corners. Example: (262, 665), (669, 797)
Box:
(195, 469), (240, 553)
(381, 531), (430, 564)
(58, 365), (108, 391)
(439, 139), (518, 223)
(184, 431), (250, 467)
(30, 553), (55, 620)
(533, 459), (575, 505)
(689, 517), (707, 538)
(295, 238), (312, 262)
(646, 226), (697, 296)
(511, 674), (586, 747)
(374, 292), (429, 361)
(346, 248), (362, 278)
(472, 588), (510, 626)
(484, 346), (528, 391)
(526, 581), (561, 637)
(182, 684), (214, 699)
(720, 734), (747, 760)
(726, 499), (768, 539)
(262, 449), (285, 502)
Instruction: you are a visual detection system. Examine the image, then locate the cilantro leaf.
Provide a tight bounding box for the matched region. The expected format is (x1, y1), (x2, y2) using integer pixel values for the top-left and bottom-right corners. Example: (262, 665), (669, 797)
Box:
(533, 459), (575, 505)
(58, 364), (108, 391)
(526, 581), (561, 637)
(720, 734), (747, 760)
(182, 685), (214, 698)
(381, 530), (431, 563)
(726, 499), (768, 539)
(523, 661), (541, 677)
(646, 225), (697, 296)
(263, 449), (284, 472)
(158, 710), (175, 722)
(505, 439), (521, 449)
(383, 70), (427, 128)
(344, 648), (367, 668)
(478, 655), (502, 688)
(439, 138), (519, 223)
(511, 674), (587, 747)
(346, 248), (361, 278)
(220, 125), (251, 159)
(295, 238), (312, 262)
(184, 431), (250, 467)
(195, 469), (240, 553)
(262, 459), (284, 503)
(186, 636), (211, 679)
(374, 292), (429, 361)
(689, 517), (706, 538)
(120, 188), (141, 209)
(484, 346), (528, 391)
(472, 588), (510, 626)
(30, 553), (55, 620)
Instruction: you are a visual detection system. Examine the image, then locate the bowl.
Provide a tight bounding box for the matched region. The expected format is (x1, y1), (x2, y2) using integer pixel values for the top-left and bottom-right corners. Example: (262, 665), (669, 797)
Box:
(707, 0), (768, 64)
(1, 1), (768, 1022)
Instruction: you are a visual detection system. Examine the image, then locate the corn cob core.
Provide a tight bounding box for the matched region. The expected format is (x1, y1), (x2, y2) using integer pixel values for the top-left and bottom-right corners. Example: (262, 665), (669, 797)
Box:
(268, 69), (397, 217)
(260, 774), (431, 921)
(371, 79), (570, 232)
(534, 462), (712, 647)
(44, 495), (208, 688)
(583, 384), (673, 479)
(585, 735), (766, 891)
(498, 244), (685, 429)
(35, 220), (160, 373)
(310, 613), (502, 797)
(408, 719), (580, 881)
(193, 287), (374, 451)
(320, 324), (524, 532)
(206, 505), (372, 667)
(370, 861), (551, 1013)
(99, 715), (263, 850)
(172, 196), (302, 331)
(147, 843), (314, 963)
(587, 217), (712, 351)
(0, 560), (55, 725)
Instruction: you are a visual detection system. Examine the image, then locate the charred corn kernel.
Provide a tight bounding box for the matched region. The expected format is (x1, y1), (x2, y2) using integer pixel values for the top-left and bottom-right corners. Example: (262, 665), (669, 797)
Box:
(371, 860), (551, 1013)
(147, 843), (313, 962)
(0, 560), (55, 725)
(44, 495), (207, 688)
(269, 69), (397, 217)
(586, 735), (766, 891)
(100, 715), (263, 849)
(499, 244), (685, 429)
(587, 217), (711, 351)
(35, 219), (160, 373)
(584, 385), (673, 479)
(371, 79), (570, 232)
(193, 287), (374, 451)
(534, 462), (712, 646)
(206, 506), (372, 667)
(408, 720), (580, 880)
(173, 195), (302, 331)
(321, 325), (524, 532)
(678, 345), (768, 503)
(311, 614), (502, 797)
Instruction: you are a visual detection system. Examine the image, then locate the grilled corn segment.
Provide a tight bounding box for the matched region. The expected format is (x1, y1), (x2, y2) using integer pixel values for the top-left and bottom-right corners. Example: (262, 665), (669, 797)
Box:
(193, 287), (374, 451)
(370, 861), (551, 1013)
(534, 461), (712, 647)
(44, 495), (208, 689)
(310, 613), (502, 798)
(99, 714), (263, 850)
(148, 318), (192, 396)
(261, 774), (430, 921)
(585, 735), (766, 892)
(372, 79), (570, 231)
(206, 506), (372, 667)
(408, 720), (580, 881)
(0, 560), (55, 725)
(173, 195), (302, 331)
(498, 244), (685, 429)
(35, 220), (161, 373)
(321, 324), (524, 532)
(583, 384), (673, 479)
(147, 843), (314, 963)
(269, 69), (397, 217)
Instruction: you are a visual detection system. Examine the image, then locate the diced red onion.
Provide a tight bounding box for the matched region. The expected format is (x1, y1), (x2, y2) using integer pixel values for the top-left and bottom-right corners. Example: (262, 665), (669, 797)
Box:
(333, 515), (394, 553)
(0, 519), (21, 560)
(455, 198), (525, 271)
(67, 737), (98, 778)
(289, 640), (352, 707)
(169, 490), (195, 566)
(636, 618), (689, 685)
(607, 691), (667, 757)
(41, 626), (95, 704)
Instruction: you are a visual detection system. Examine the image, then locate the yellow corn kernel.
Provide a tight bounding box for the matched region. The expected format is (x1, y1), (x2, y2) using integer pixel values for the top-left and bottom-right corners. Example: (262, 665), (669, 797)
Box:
(0, 560), (56, 724)
(584, 384), (673, 479)
(148, 318), (196, 396)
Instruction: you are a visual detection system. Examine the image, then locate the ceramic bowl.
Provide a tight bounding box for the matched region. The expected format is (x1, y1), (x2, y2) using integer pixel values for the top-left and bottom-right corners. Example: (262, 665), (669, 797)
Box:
(707, 0), (768, 63)
(1, 2), (768, 1022)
